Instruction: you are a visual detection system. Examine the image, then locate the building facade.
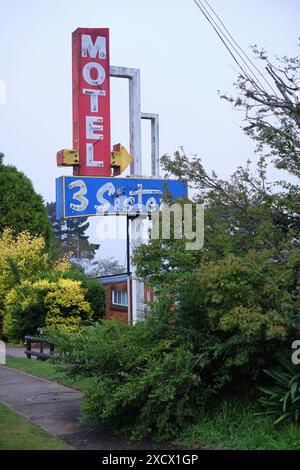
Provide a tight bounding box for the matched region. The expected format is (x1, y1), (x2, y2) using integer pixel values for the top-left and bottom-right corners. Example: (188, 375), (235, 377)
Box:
(98, 274), (153, 324)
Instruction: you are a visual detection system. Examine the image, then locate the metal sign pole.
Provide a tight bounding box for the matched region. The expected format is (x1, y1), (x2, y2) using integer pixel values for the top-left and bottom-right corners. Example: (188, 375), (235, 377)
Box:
(110, 66), (144, 323)
(141, 112), (160, 176)
(110, 66), (142, 175)
(126, 215), (132, 325)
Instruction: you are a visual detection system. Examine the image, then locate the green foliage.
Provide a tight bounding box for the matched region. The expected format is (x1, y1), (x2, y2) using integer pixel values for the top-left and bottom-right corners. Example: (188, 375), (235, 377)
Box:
(158, 150), (298, 262)
(133, 141), (300, 408)
(50, 217), (300, 442)
(258, 359), (300, 425)
(220, 47), (300, 178)
(7, 354), (300, 449)
(0, 154), (52, 245)
(81, 277), (105, 321)
(179, 400), (300, 450)
(50, 320), (213, 442)
(3, 280), (47, 339)
(3, 278), (93, 340)
(0, 229), (105, 340)
(0, 228), (49, 335)
(55, 269), (106, 321)
(142, 250), (294, 386)
(46, 202), (99, 260)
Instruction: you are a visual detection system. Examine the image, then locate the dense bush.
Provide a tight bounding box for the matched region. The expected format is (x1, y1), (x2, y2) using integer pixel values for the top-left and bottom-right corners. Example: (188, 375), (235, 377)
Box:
(80, 277), (105, 321)
(0, 229), (105, 340)
(0, 229), (49, 334)
(0, 229), (49, 301)
(44, 278), (93, 331)
(3, 280), (47, 340)
(50, 319), (216, 442)
(49, 248), (300, 441)
(3, 278), (93, 340)
(150, 250), (296, 383)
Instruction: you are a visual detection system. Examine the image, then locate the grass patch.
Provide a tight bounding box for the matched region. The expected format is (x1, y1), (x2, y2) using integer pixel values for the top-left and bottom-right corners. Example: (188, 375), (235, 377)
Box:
(5, 358), (92, 391)
(0, 402), (73, 450)
(6, 357), (60, 381)
(178, 401), (300, 450)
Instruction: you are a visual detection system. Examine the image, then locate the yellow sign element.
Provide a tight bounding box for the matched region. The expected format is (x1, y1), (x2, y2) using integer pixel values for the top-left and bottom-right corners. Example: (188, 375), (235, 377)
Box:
(111, 144), (132, 175)
(56, 149), (80, 167)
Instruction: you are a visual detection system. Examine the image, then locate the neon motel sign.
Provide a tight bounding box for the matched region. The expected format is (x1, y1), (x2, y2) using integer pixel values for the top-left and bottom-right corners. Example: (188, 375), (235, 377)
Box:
(56, 28), (188, 219)
(72, 28), (111, 176)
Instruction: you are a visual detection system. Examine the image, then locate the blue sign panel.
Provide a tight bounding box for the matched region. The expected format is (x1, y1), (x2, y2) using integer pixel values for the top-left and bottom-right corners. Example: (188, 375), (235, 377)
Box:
(56, 176), (188, 219)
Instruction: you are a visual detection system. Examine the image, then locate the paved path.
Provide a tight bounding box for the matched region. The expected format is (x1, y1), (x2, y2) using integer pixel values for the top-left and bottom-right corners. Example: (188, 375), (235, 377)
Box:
(0, 365), (185, 450)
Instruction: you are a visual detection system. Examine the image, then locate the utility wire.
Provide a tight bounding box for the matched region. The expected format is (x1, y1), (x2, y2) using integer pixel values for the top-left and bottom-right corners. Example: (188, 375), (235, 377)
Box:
(193, 0), (265, 92)
(193, 0), (250, 78)
(201, 0), (279, 97)
(193, 0), (279, 98)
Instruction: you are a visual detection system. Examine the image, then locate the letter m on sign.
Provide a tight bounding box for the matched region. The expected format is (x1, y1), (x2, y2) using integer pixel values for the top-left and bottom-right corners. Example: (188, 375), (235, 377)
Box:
(72, 28), (111, 176)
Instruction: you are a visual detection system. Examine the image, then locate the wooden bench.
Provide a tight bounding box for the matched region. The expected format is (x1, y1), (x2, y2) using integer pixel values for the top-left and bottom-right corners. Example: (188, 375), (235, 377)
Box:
(24, 336), (54, 361)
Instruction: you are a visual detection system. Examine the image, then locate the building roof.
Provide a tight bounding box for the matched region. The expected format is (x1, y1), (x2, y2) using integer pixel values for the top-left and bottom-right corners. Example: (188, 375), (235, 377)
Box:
(95, 273), (128, 285)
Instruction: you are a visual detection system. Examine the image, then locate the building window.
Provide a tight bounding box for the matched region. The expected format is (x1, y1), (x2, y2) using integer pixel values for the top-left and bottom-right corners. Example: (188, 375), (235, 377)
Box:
(112, 289), (128, 307)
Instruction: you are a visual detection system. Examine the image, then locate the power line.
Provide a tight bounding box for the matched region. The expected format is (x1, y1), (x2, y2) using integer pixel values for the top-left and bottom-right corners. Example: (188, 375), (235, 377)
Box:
(193, 0), (250, 78)
(193, 0), (265, 92)
(193, 0), (280, 98)
(201, 0), (278, 96)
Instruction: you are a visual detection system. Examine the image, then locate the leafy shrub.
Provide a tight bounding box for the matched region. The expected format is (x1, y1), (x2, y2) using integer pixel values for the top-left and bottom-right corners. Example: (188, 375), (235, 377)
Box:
(3, 280), (48, 340)
(44, 278), (93, 331)
(0, 229), (49, 303)
(0, 229), (105, 340)
(0, 229), (50, 336)
(3, 278), (93, 340)
(52, 270), (106, 322)
(49, 250), (300, 441)
(50, 320), (215, 442)
(258, 358), (300, 425)
(146, 250), (291, 389)
(81, 277), (105, 321)
(45, 246), (300, 444)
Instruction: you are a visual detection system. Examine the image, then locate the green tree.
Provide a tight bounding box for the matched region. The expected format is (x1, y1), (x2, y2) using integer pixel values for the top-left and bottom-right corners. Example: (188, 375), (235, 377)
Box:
(93, 257), (125, 276)
(132, 46), (300, 395)
(46, 202), (66, 243)
(46, 202), (99, 260)
(134, 47), (300, 283)
(0, 153), (52, 244)
(221, 45), (300, 177)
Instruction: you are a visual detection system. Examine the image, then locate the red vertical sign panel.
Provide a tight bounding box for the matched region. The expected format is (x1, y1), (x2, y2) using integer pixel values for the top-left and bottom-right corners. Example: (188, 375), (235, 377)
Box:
(72, 28), (111, 176)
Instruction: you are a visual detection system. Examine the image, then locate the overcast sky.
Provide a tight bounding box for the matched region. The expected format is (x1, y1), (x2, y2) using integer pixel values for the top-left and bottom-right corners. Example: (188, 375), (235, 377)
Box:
(0, 0), (299, 263)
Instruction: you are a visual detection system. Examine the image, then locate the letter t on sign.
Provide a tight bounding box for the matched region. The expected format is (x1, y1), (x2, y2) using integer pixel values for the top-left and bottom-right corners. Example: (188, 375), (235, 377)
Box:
(72, 28), (111, 176)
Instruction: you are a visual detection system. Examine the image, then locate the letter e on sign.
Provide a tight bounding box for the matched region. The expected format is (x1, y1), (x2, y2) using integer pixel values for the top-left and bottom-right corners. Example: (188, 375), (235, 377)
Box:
(72, 28), (111, 176)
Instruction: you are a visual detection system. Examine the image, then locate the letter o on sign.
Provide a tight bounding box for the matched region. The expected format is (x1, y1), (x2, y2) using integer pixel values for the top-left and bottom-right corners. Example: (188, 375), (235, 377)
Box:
(83, 62), (106, 86)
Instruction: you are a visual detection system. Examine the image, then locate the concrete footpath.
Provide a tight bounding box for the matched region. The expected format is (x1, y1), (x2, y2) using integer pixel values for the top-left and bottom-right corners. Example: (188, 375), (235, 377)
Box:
(0, 365), (184, 450)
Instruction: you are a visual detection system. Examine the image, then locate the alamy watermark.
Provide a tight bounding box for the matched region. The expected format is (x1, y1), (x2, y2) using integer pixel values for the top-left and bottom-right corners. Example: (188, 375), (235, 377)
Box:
(291, 340), (300, 365)
(95, 203), (204, 251)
